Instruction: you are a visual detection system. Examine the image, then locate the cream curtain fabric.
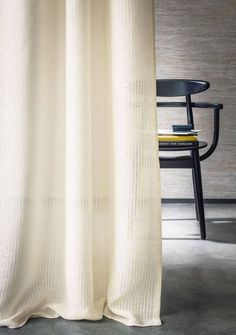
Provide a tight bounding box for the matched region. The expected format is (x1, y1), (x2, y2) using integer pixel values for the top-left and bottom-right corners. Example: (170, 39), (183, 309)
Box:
(0, 0), (162, 329)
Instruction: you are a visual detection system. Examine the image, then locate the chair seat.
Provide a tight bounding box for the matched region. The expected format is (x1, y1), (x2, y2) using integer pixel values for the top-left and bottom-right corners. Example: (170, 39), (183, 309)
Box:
(160, 155), (193, 168)
(159, 141), (208, 151)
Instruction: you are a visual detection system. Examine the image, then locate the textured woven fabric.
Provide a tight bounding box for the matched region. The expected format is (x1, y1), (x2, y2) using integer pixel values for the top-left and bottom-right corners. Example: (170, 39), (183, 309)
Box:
(0, 0), (162, 328)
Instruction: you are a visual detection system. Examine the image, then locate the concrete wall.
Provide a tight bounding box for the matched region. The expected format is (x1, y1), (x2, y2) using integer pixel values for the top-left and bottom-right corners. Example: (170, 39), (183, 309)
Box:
(155, 0), (236, 199)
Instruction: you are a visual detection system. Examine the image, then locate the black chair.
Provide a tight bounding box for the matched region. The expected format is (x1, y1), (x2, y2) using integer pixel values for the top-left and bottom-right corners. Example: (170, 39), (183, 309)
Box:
(157, 79), (223, 240)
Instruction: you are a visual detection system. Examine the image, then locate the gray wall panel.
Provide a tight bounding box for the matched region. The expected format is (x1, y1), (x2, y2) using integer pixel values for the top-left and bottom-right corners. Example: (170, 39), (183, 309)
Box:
(155, 0), (236, 199)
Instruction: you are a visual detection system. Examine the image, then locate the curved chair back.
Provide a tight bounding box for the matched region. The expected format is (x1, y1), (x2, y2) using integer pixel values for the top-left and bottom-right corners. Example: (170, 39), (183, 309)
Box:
(156, 79), (210, 97)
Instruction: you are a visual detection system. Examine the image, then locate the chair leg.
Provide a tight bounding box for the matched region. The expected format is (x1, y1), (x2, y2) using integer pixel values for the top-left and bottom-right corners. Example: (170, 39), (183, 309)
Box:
(192, 169), (199, 220)
(192, 149), (206, 240)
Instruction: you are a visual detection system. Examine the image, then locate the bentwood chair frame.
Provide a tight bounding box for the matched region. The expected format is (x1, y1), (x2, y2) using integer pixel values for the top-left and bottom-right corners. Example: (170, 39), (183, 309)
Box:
(157, 79), (223, 240)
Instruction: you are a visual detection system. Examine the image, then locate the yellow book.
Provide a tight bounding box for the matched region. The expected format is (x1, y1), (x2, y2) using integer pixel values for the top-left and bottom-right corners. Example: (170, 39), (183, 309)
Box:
(157, 135), (198, 142)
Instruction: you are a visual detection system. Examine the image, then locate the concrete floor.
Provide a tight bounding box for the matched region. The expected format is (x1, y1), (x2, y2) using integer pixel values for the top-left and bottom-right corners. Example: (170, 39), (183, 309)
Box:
(1, 203), (236, 335)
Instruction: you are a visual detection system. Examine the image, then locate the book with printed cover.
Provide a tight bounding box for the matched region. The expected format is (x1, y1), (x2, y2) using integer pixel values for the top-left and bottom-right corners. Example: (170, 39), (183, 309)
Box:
(157, 134), (199, 147)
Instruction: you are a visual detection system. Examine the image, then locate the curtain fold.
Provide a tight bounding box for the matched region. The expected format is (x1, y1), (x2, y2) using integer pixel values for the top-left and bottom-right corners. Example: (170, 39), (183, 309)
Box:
(0, 0), (162, 328)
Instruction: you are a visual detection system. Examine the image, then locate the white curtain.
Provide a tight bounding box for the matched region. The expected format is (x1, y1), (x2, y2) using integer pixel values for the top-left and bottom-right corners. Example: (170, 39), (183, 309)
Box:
(0, 0), (162, 328)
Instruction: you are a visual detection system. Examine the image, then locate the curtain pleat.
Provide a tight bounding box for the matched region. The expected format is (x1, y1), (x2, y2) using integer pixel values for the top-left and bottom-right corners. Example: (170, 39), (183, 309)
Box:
(0, 0), (162, 328)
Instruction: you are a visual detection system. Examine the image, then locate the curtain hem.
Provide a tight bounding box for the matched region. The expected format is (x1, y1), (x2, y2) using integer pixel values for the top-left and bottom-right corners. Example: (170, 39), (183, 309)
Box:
(0, 309), (162, 329)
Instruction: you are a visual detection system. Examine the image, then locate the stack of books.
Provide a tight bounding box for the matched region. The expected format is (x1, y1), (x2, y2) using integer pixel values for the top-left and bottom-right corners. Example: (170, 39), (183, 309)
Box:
(158, 125), (201, 148)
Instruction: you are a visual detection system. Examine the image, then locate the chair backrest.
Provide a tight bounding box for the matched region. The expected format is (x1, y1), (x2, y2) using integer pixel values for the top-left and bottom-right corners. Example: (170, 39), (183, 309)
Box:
(156, 79), (210, 128)
(156, 79), (210, 97)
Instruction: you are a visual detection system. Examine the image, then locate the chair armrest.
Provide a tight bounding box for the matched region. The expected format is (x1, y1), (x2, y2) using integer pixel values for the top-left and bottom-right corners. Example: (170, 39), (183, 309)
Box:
(157, 101), (223, 110)
(200, 108), (220, 161)
(191, 102), (223, 110)
(157, 102), (186, 108)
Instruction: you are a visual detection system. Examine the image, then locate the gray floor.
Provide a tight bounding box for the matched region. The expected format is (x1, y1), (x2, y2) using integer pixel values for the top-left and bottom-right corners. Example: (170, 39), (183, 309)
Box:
(1, 203), (236, 335)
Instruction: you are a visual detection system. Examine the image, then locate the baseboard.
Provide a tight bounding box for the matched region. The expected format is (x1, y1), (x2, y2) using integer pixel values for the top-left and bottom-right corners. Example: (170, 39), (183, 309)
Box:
(161, 198), (236, 204)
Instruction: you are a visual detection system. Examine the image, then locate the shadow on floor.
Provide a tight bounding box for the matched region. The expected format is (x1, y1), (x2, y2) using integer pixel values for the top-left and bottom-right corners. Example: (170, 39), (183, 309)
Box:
(205, 219), (236, 244)
(163, 238), (200, 240)
(163, 218), (236, 244)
